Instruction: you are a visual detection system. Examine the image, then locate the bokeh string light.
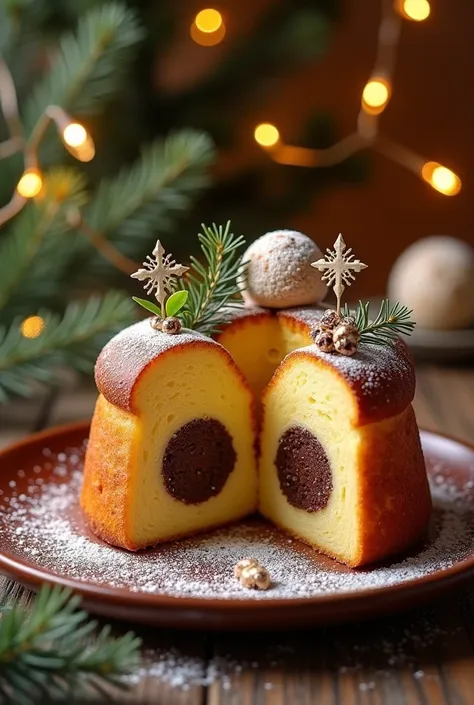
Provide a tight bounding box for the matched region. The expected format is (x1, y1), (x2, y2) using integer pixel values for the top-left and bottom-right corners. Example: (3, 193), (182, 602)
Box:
(195, 8), (223, 32)
(254, 123), (280, 148)
(20, 315), (45, 339)
(61, 121), (95, 162)
(421, 162), (461, 196)
(16, 168), (43, 199)
(0, 59), (137, 343)
(254, 0), (461, 196)
(0, 103), (96, 228)
(361, 78), (391, 115)
(397, 0), (431, 21)
(190, 8), (226, 46)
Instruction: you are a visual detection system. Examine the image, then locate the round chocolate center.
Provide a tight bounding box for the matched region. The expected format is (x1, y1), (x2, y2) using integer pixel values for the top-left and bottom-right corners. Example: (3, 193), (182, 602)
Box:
(276, 425), (332, 512)
(162, 418), (236, 504)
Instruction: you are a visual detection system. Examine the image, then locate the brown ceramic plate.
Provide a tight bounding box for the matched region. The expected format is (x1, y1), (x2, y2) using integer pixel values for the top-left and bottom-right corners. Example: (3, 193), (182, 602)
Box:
(0, 423), (474, 630)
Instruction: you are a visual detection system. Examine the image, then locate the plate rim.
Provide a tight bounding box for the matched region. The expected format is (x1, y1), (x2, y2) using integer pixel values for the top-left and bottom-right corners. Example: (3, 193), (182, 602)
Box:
(1, 421), (474, 623)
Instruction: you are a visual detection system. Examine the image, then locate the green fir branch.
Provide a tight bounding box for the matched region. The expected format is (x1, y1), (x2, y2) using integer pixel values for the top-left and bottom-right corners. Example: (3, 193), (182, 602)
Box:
(342, 299), (416, 346)
(0, 168), (88, 320)
(0, 291), (135, 401)
(0, 585), (141, 705)
(177, 221), (245, 336)
(23, 3), (143, 134)
(83, 131), (214, 273)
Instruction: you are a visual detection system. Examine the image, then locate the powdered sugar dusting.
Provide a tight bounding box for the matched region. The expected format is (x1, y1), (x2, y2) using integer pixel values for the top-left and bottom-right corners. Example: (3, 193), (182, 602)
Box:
(96, 320), (216, 410)
(1, 440), (473, 602)
(241, 231), (327, 308)
(124, 608), (452, 691)
(218, 304), (325, 333)
(278, 306), (325, 329)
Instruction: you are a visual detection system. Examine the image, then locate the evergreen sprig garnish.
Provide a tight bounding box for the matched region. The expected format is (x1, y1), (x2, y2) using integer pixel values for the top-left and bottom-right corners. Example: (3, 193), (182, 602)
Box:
(0, 585), (141, 705)
(342, 299), (416, 345)
(177, 221), (246, 336)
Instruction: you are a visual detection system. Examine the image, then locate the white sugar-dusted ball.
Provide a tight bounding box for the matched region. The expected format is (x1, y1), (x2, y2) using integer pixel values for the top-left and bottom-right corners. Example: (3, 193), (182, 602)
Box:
(388, 236), (474, 330)
(241, 230), (327, 308)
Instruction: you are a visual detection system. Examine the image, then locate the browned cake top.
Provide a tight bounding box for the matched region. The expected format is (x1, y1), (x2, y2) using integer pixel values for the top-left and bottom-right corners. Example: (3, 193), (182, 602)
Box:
(97, 309), (415, 425)
(95, 319), (218, 412)
(220, 305), (325, 329)
(269, 338), (416, 426)
(277, 306), (325, 329)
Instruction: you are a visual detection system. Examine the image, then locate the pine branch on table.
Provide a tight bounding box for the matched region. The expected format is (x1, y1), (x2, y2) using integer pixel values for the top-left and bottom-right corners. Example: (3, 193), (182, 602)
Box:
(0, 585), (141, 705)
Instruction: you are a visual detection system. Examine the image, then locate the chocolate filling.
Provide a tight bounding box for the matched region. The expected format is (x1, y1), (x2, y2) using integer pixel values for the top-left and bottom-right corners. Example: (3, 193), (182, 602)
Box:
(162, 418), (236, 504)
(276, 425), (332, 512)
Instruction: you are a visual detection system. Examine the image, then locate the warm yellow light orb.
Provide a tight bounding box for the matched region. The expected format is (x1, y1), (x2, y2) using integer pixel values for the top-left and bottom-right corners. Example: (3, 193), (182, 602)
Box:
(254, 123), (280, 148)
(362, 79), (391, 114)
(21, 315), (45, 339)
(195, 8), (223, 33)
(61, 121), (95, 161)
(16, 169), (43, 198)
(400, 0), (430, 21)
(74, 141), (96, 163)
(421, 162), (461, 196)
(63, 123), (87, 148)
(190, 21), (226, 46)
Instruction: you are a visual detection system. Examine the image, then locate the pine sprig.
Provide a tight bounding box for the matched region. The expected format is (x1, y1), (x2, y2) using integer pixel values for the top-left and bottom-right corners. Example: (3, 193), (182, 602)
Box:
(24, 3), (144, 135)
(0, 291), (135, 401)
(0, 168), (88, 320)
(178, 221), (245, 336)
(0, 585), (141, 705)
(342, 299), (416, 345)
(83, 130), (214, 275)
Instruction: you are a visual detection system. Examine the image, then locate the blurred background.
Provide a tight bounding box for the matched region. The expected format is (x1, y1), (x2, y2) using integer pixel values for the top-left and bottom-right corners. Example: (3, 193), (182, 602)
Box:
(0, 0), (473, 401)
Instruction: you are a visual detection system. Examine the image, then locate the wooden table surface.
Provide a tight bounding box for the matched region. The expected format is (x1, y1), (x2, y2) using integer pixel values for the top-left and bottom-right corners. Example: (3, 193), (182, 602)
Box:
(1, 364), (474, 704)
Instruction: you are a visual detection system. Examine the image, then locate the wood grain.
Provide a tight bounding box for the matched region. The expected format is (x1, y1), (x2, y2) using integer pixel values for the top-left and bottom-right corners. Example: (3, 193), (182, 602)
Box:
(1, 365), (474, 704)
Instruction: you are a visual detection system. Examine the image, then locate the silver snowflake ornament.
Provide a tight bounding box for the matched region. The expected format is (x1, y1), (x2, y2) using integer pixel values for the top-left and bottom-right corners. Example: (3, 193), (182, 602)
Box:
(131, 240), (188, 315)
(311, 234), (367, 315)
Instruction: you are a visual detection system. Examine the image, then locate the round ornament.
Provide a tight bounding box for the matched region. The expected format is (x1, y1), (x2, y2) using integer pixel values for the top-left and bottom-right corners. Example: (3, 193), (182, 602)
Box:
(241, 230), (327, 308)
(388, 236), (474, 330)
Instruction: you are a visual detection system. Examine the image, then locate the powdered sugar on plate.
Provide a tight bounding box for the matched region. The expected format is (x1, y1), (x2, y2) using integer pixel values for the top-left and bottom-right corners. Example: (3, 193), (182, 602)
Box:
(1, 440), (473, 601)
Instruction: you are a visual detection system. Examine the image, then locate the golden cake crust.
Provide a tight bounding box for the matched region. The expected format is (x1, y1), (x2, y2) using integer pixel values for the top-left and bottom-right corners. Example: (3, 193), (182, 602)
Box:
(81, 394), (136, 548)
(353, 404), (431, 565)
